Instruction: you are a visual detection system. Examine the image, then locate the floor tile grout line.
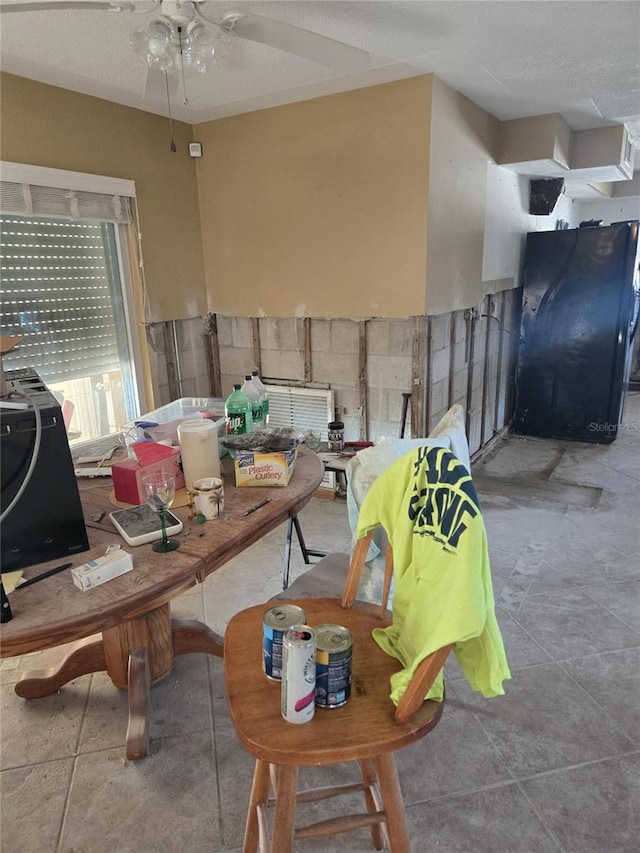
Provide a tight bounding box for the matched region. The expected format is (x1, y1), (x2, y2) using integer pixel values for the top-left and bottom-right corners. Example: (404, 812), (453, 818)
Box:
(209, 714), (226, 853)
(553, 656), (640, 745)
(576, 587), (640, 636)
(444, 688), (523, 788)
(513, 779), (568, 853)
(448, 662), (639, 791)
(55, 757), (77, 853)
(405, 746), (640, 809)
(509, 746), (640, 784)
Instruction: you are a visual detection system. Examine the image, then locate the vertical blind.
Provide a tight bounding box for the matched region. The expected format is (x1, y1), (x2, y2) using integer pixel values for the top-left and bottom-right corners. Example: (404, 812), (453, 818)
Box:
(0, 216), (125, 382)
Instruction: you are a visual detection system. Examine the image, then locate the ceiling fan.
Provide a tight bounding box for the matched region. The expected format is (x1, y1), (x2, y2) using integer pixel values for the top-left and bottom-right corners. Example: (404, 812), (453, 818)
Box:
(0, 1), (371, 101)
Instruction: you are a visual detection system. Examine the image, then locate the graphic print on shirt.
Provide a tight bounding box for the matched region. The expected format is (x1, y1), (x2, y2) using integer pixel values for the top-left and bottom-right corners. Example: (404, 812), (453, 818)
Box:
(408, 446), (480, 553)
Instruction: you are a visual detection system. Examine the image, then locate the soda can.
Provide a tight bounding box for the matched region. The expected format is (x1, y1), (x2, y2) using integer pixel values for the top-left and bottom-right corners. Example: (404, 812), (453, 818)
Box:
(281, 625), (316, 724)
(314, 624), (353, 708)
(262, 604), (307, 681)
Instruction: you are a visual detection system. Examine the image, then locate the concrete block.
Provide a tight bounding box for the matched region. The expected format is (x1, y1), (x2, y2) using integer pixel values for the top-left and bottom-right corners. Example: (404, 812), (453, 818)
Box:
(388, 320), (413, 357)
(342, 414), (362, 442)
(216, 316), (233, 348)
(331, 385), (362, 422)
(261, 347), (304, 381)
(386, 388), (408, 423)
(145, 321), (164, 355)
(366, 386), (388, 423)
(454, 311), (466, 343)
(230, 317), (254, 349)
(219, 347), (253, 385)
(150, 351), (168, 388)
(179, 376), (210, 398)
(175, 316), (204, 351)
(312, 350), (359, 387)
(429, 407), (450, 434)
(430, 377), (447, 417)
(330, 319), (359, 354)
(176, 347), (205, 382)
(431, 312), (451, 352)
(453, 368), (467, 402)
(366, 319), (390, 355)
(452, 340), (466, 371)
(310, 320), (331, 353)
(430, 346), (450, 384)
(367, 354), (412, 391)
(155, 382), (171, 406)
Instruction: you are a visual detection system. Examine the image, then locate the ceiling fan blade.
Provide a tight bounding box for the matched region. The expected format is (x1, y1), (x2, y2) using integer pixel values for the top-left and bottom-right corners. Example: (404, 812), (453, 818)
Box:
(0, 1), (134, 12)
(143, 65), (177, 101)
(226, 11), (370, 74)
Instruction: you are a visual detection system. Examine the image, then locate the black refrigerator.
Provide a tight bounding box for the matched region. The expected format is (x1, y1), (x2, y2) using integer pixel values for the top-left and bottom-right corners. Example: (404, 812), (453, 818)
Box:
(514, 221), (640, 444)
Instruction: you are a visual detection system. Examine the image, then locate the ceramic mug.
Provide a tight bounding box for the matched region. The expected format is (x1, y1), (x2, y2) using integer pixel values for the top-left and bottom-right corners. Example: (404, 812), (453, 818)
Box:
(192, 477), (224, 520)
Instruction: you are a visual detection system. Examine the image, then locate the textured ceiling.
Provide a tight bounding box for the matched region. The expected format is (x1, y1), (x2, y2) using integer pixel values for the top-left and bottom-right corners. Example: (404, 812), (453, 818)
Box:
(1, 0), (639, 143)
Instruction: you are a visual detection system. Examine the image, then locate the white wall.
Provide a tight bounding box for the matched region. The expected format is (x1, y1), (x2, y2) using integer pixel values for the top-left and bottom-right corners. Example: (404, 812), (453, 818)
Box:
(482, 163), (578, 285)
(577, 195), (640, 225)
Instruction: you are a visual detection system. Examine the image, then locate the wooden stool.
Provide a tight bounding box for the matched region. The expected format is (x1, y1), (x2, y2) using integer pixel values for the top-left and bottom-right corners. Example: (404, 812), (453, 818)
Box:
(224, 555), (451, 853)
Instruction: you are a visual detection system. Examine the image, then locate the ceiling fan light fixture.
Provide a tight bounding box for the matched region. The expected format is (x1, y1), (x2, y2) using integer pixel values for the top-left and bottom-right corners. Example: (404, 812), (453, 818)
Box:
(130, 14), (221, 77)
(147, 19), (172, 57)
(129, 19), (172, 64)
(188, 21), (216, 61)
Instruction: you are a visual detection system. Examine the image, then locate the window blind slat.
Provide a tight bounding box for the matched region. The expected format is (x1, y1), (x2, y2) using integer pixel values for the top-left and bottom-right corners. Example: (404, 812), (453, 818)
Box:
(0, 183), (132, 223)
(0, 215), (123, 383)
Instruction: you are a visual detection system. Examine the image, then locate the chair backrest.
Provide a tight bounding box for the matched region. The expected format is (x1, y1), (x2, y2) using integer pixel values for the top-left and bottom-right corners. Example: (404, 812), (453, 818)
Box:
(338, 527), (453, 725)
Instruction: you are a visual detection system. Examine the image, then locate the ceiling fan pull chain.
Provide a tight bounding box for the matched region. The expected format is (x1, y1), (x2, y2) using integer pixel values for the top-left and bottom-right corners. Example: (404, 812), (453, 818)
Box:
(177, 24), (189, 107)
(164, 71), (177, 153)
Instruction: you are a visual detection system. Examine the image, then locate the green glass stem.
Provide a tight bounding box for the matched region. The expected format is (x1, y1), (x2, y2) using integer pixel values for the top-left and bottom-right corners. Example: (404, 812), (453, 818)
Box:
(160, 508), (168, 545)
(152, 508), (179, 553)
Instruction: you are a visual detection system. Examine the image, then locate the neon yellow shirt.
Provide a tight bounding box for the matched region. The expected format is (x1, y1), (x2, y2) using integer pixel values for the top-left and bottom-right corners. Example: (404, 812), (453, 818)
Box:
(356, 446), (511, 703)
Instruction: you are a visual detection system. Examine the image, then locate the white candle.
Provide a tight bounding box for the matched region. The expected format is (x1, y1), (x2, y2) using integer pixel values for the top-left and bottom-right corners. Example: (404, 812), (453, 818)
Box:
(177, 419), (221, 490)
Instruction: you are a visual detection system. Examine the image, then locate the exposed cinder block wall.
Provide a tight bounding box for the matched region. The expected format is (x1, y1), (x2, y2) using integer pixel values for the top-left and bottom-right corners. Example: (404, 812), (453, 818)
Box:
(217, 316), (413, 442)
(147, 284), (520, 455)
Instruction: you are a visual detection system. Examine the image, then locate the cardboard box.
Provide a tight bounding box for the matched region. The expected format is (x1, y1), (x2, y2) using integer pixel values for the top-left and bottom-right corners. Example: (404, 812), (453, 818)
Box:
(72, 550), (134, 591)
(111, 444), (184, 505)
(234, 448), (297, 487)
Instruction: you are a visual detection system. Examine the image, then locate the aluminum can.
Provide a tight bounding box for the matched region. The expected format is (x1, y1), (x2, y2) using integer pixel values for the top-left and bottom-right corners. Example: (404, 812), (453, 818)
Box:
(314, 624), (353, 708)
(262, 604), (307, 681)
(281, 625), (316, 724)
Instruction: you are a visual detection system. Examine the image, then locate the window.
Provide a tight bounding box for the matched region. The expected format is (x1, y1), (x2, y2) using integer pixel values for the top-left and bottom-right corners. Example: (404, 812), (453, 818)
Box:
(0, 163), (145, 445)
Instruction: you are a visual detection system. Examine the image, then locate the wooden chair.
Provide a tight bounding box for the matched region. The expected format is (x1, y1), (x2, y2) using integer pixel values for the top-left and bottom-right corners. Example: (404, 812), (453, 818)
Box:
(224, 529), (453, 853)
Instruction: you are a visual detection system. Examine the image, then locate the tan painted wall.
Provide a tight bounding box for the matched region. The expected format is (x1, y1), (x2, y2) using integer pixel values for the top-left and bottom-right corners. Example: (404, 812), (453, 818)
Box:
(426, 78), (500, 314)
(194, 76), (432, 318)
(0, 73), (206, 322)
(498, 114), (571, 169)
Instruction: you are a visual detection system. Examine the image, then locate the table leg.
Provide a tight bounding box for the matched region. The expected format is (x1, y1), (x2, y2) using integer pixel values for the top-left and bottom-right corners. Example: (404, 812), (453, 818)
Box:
(282, 515), (326, 590)
(102, 604), (174, 689)
(125, 647), (151, 760)
(14, 635), (107, 699)
(13, 607), (224, 761)
(171, 617), (224, 657)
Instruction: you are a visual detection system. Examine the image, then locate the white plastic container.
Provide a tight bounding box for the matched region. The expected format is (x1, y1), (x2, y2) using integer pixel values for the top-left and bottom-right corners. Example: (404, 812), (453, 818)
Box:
(122, 397), (226, 457)
(177, 419), (221, 490)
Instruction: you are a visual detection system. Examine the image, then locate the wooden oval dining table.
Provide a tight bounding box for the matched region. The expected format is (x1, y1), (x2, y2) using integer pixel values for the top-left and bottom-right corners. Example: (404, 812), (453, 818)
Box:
(0, 446), (325, 760)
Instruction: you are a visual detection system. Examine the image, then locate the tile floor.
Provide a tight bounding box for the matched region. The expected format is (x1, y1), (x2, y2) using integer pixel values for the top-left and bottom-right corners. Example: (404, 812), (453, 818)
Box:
(1, 394), (639, 852)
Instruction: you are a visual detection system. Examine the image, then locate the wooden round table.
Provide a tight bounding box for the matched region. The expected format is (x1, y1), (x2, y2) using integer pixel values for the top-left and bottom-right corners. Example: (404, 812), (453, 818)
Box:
(0, 447), (325, 759)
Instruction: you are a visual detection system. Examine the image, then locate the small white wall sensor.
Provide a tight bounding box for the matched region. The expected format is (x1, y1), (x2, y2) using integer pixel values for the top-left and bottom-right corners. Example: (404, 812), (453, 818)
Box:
(189, 143), (202, 158)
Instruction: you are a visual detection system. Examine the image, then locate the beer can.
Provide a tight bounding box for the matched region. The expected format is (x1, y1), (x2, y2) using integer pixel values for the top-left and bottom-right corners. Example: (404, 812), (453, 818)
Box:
(314, 624), (353, 708)
(262, 604), (307, 681)
(281, 625), (316, 724)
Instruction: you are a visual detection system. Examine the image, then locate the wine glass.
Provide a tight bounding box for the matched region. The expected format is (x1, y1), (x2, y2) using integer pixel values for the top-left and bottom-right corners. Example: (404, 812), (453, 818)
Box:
(142, 472), (180, 553)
